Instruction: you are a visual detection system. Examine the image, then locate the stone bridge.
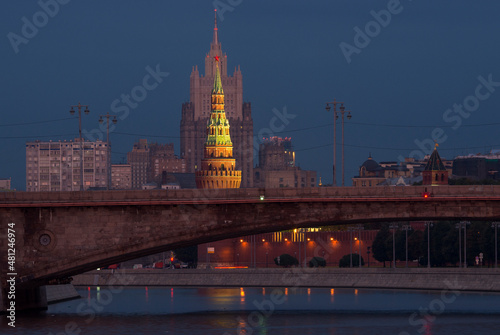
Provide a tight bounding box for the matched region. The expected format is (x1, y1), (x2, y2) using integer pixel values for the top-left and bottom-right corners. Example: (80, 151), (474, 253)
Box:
(1, 185), (500, 310)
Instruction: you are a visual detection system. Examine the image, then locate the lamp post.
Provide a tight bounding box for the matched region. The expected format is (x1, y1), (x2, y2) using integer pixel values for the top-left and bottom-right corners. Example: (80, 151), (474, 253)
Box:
(492, 222), (500, 268)
(325, 100), (352, 186)
(99, 112), (118, 190)
(355, 224), (364, 268)
(455, 223), (462, 268)
(402, 224), (412, 268)
(425, 222), (434, 268)
(460, 221), (471, 268)
(389, 224), (398, 268)
(347, 226), (355, 268)
(69, 103), (90, 191)
(367, 246), (371, 268)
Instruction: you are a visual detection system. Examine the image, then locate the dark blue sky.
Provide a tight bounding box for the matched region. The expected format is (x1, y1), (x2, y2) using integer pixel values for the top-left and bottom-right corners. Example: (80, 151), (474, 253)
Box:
(2, 1), (500, 190)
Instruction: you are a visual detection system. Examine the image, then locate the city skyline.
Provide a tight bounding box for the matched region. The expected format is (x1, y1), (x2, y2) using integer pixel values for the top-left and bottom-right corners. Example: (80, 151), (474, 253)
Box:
(2, 1), (500, 190)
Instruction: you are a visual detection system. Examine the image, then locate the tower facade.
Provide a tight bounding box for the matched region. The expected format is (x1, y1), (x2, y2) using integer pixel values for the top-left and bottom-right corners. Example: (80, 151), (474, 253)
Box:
(181, 13), (253, 187)
(422, 144), (448, 186)
(195, 57), (241, 189)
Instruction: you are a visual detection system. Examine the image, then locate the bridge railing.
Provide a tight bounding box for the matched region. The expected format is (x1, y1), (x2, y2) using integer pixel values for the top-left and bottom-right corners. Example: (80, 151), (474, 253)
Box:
(1, 185), (500, 205)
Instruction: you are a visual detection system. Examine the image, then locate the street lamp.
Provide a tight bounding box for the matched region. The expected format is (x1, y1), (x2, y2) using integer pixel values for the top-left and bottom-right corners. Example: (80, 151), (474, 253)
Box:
(69, 102), (90, 191)
(459, 221), (471, 268)
(367, 246), (371, 268)
(425, 222), (434, 268)
(325, 99), (352, 187)
(355, 224), (364, 268)
(347, 226), (355, 267)
(492, 222), (500, 268)
(389, 224), (398, 268)
(455, 223), (462, 268)
(99, 112), (118, 190)
(402, 224), (412, 268)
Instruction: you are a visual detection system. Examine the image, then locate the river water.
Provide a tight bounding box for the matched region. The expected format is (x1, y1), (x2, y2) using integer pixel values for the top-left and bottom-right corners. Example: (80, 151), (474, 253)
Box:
(2, 286), (500, 334)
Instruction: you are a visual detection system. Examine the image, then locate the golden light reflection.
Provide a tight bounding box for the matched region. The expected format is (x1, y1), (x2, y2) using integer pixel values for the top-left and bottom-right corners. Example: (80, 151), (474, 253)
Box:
(330, 288), (335, 295)
(240, 287), (245, 305)
(307, 288), (311, 295)
(262, 288), (266, 296)
(354, 289), (359, 295)
(285, 288), (288, 296)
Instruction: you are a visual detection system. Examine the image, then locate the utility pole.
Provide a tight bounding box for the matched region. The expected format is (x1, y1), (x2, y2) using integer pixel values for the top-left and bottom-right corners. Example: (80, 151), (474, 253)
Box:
(325, 100), (352, 186)
(69, 103), (90, 191)
(99, 112), (118, 190)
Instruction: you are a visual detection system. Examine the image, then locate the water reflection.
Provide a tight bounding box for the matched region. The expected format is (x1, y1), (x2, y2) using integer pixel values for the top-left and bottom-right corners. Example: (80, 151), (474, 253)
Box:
(5, 287), (500, 335)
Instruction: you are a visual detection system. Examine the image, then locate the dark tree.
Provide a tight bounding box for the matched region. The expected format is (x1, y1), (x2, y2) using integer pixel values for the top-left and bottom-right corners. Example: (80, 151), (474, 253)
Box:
(274, 254), (299, 267)
(339, 254), (365, 267)
(308, 256), (326, 267)
(408, 230), (424, 262)
(372, 224), (391, 267)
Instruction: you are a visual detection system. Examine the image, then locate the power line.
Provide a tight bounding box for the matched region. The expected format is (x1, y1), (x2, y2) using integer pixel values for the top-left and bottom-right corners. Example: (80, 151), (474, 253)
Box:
(0, 134), (75, 139)
(348, 121), (500, 128)
(295, 142), (500, 153)
(0, 117), (77, 127)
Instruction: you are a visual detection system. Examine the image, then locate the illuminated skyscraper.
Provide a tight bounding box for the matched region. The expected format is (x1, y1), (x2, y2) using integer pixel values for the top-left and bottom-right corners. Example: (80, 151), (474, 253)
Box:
(181, 12), (253, 187)
(195, 56), (241, 189)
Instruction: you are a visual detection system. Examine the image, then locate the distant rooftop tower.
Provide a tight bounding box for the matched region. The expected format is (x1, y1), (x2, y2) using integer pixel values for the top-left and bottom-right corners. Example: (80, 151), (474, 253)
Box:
(422, 143), (448, 185)
(195, 56), (241, 189)
(180, 11), (253, 187)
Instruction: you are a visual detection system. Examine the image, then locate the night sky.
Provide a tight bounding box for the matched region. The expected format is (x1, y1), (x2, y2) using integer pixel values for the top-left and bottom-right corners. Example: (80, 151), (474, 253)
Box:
(1, 1), (500, 191)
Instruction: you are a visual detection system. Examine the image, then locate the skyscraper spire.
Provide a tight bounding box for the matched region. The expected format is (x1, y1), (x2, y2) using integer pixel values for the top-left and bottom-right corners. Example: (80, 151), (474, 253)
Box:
(212, 56), (223, 95)
(195, 55), (241, 189)
(213, 9), (219, 45)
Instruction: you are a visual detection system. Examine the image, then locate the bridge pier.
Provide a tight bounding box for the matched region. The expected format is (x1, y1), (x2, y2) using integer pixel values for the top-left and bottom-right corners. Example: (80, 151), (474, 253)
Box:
(1, 286), (47, 314)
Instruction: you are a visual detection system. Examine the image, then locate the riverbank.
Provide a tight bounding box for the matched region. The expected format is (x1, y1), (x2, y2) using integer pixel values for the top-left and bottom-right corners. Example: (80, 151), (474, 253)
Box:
(72, 268), (500, 292)
(45, 284), (81, 304)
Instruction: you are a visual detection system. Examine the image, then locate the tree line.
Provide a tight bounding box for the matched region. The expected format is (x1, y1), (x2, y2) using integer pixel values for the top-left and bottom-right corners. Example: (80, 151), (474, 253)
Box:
(372, 221), (498, 267)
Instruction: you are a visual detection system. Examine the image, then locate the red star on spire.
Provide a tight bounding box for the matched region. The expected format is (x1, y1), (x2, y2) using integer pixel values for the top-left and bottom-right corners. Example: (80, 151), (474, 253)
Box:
(214, 55), (220, 62)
